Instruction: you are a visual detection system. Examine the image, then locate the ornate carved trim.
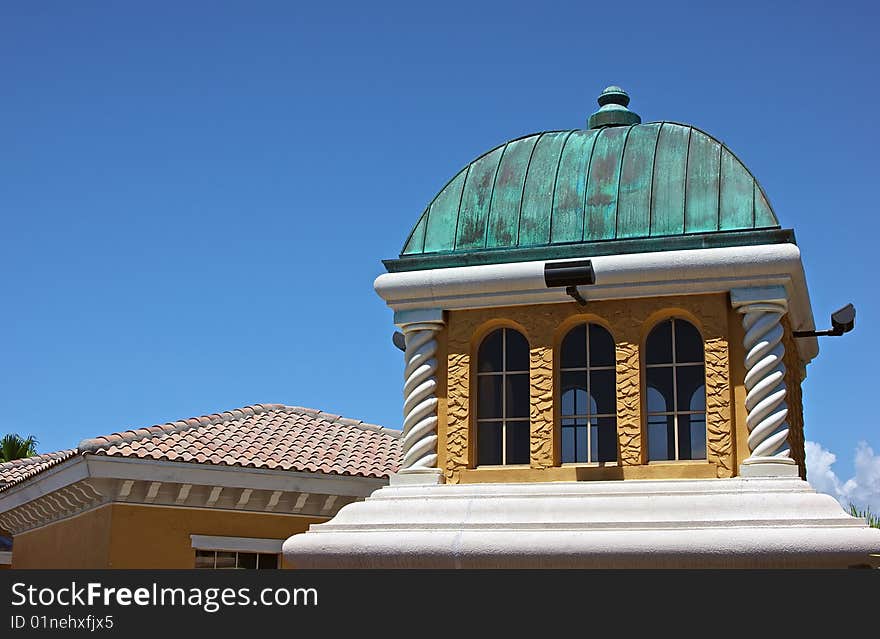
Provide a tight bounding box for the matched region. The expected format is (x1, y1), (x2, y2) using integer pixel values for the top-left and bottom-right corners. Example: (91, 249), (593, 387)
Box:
(0, 480), (106, 535)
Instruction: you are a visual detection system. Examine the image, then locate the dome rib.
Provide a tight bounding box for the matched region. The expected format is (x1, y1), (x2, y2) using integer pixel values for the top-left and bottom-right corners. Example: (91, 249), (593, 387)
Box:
(393, 122), (787, 272)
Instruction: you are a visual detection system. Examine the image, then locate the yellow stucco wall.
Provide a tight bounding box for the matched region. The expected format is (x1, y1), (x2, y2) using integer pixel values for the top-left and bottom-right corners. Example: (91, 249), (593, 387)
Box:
(107, 504), (324, 569)
(11, 503), (325, 569)
(442, 294), (740, 484)
(12, 505), (112, 568)
(781, 316), (807, 479)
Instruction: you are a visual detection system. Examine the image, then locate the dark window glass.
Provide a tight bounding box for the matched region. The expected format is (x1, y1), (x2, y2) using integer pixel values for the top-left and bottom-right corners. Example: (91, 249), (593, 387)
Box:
(590, 369), (615, 414)
(689, 384), (706, 413)
(679, 415), (707, 461)
(477, 422), (503, 466)
(676, 366), (705, 412)
(477, 375), (502, 419)
(195, 550), (215, 569)
(195, 550), (275, 570)
(645, 318), (706, 461)
(215, 552), (236, 569)
(561, 423), (576, 463)
(594, 416), (617, 463)
(477, 328), (531, 465)
(675, 320), (704, 363)
(561, 371), (587, 412)
(506, 421), (530, 464)
(505, 373), (530, 418)
(646, 386), (666, 415)
(561, 388), (576, 416)
(505, 330), (530, 372)
(647, 414), (675, 461)
(575, 423), (588, 461)
(561, 325), (587, 368)
(478, 330), (503, 372)
(645, 320), (673, 364)
(589, 324), (615, 367)
(646, 366), (673, 413)
(559, 323), (617, 463)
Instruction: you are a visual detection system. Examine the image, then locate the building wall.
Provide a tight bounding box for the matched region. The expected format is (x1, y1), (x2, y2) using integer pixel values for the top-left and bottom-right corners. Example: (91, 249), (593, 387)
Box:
(12, 505), (112, 568)
(442, 294), (738, 484)
(781, 316), (807, 479)
(11, 503), (326, 568)
(107, 503), (325, 569)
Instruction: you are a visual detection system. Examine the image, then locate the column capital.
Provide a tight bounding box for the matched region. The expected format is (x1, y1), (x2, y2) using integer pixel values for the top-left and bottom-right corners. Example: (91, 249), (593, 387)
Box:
(394, 308), (445, 330)
(730, 286), (788, 313)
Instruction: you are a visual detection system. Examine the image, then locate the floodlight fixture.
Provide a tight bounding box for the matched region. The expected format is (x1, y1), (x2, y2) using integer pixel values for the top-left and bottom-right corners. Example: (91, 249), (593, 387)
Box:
(793, 303), (855, 338)
(544, 259), (595, 306)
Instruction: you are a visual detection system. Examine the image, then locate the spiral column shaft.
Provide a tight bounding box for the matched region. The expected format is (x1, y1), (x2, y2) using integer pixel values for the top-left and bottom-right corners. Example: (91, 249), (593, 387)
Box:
(732, 289), (798, 477)
(399, 320), (444, 475)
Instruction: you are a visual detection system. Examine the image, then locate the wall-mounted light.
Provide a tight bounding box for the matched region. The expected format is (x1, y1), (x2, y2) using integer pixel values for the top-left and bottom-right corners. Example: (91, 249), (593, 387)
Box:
(544, 259), (595, 306)
(793, 303), (855, 338)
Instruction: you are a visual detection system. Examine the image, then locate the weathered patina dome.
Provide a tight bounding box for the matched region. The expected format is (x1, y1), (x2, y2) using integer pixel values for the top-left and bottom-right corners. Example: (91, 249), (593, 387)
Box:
(388, 87), (791, 272)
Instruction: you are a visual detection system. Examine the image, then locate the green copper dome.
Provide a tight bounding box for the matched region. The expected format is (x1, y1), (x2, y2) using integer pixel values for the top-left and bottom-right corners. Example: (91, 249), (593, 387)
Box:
(387, 89), (792, 273)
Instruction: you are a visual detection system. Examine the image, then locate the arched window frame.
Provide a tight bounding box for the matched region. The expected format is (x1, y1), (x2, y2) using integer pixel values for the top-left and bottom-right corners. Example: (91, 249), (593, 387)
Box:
(474, 326), (530, 466)
(644, 317), (707, 462)
(557, 322), (618, 464)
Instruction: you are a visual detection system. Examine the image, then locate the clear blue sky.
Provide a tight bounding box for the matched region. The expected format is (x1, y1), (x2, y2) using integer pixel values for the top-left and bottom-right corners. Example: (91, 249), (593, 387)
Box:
(2, 1), (877, 496)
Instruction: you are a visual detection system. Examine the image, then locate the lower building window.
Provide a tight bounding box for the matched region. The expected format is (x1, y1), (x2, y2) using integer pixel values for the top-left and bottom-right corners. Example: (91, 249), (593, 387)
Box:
(195, 549), (279, 569)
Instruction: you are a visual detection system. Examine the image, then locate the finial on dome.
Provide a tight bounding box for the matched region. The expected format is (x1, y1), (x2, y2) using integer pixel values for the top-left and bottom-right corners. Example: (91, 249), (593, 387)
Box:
(589, 85), (641, 129)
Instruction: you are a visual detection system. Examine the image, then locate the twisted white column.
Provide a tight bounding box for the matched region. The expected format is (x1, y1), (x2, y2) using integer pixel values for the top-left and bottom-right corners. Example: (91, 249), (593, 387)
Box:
(391, 309), (445, 485)
(732, 287), (798, 477)
(740, 302), (791, 461)
(402, 322), (441, 470)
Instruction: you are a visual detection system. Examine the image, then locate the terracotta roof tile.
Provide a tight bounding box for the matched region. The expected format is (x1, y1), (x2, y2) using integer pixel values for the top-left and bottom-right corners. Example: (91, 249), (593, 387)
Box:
(0, 450), (78, 487)
(0, 404), (402, 491)
(0, 404), (402, 493)
(79, 403), (401, 479)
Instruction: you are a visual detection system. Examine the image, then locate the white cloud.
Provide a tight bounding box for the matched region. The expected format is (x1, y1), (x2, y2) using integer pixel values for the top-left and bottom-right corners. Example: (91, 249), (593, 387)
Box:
(805, 440), (880, 513)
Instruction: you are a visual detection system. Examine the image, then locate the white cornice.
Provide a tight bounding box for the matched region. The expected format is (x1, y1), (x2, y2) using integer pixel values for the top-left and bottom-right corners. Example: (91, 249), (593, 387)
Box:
(375, 243), (819, 364)
(84, 456), (385, 497)
(0, 455), (387, 535)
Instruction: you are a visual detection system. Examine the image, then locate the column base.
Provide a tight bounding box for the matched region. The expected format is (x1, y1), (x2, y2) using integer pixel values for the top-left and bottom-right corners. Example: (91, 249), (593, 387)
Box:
(390, 468), (446, 486)
(739, 458), (799, 478)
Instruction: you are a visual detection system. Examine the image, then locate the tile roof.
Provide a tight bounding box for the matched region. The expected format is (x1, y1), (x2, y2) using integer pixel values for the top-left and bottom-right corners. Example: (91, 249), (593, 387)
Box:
(0, 450), (77, 487)
(80, 404), (401, 479)
(0, 404), (401, 493)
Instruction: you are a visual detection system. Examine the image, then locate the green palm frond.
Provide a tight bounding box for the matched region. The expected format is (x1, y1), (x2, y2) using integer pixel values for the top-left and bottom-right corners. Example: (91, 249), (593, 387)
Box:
(0, 433), (39, 463)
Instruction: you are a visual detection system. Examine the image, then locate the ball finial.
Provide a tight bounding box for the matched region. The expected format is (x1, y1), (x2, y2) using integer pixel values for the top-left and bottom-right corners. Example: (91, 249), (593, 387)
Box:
(597, 86), (630, 107)
(589, 85), (641, 129)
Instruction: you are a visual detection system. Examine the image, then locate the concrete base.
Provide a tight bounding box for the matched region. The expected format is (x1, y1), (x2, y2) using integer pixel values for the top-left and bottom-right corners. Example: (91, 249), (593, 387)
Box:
(738, 460), (800, 478)
(283, 477), (880, 569)
(389, 468), (445, 486)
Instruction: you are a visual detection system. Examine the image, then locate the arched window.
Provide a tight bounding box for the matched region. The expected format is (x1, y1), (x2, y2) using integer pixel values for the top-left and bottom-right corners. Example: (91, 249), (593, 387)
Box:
(559, 323), (617, 463)
(645, 318), (706, 461)
(476, 327), (530, 466)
